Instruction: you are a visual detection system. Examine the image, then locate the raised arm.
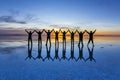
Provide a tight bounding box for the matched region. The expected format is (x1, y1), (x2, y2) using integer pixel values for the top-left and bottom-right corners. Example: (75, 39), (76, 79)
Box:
(76, 30), (79, 33)
(66, 29), (70, 33)
(83, 30), (86, 34)
(93, 29), (96, 34)
(35, 30), (38, 33)
(51, 29), (54, 33)
(41, 29), (45, 33)
(74, 30), (78, 33)
(67, 29), (71, 33)
(32, 30), (35, 34)
(53, 29), (55, 33)
(25, 29), (29, 33)
(58, 29), (61, 33)
(43, 29), (47, 33)
(59, 29), (62, 33)
(85, 30), (89, 34)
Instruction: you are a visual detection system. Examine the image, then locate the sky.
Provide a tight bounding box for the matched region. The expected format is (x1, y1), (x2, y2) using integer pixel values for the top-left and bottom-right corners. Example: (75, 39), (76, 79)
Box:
(0, 0), (120, 35)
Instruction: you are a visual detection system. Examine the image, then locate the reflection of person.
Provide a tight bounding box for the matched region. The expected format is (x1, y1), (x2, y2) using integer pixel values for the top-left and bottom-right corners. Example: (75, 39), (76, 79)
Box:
(35, 43), (44, 61)
(25, 42), (35, 60)
(86, 30), (96, 46)
(44, 29), (54, 46)
(86, 46), (96, 62)
(35, 30), (44, 46)
(68, 40), (76, 61)
(25, 29), (35, 46)
(54, 43), (60, 60)
(44, 45), (53, 61)
(60, 41), (67, 60)
(76, 45), (85, 61)
(76, 30), (86, 46)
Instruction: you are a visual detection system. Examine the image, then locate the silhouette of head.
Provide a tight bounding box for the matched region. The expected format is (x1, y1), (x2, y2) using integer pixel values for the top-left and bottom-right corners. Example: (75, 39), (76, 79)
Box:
(80, 32), (82, 34)
(90, 31), (92, 33)
(48, 30), (50, 32)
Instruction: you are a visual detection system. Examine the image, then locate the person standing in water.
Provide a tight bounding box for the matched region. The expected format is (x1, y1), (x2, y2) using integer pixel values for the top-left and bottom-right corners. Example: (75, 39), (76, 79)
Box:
(44, 29), (54, 46)
(25, 29), (35, 46)
(60, 29), (69, 47)
(76, 30), (86, 46)
(85, 29), (96, 46)
(35, 29), (44, 46)
(53, 29), (61, 46)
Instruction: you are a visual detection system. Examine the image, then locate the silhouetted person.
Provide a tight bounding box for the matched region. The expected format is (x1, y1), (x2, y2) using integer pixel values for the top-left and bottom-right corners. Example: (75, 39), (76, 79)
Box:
(53, 29), (61, 46)
(85, 46), (96, 62)
(86, 29), (96, 46)
(60, 41), (67, 61)
(60, 29), (69, 47)
(68, 30), (77, 46)
(25, 29), (35, 47)
(68, 39), (76, 61)
(35, 43), (44, 61)
(44, 29), (54, 46)
(76, 45), (85, 62)
(44, 45), (53, 61)
(25, 42), (35, 60)
(35, 29), (44, 46)
(76, 30), (86, 46)
(54, 42), (60, 61)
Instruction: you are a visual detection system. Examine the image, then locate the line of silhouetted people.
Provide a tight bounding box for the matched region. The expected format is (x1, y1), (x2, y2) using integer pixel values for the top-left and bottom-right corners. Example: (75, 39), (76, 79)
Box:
(25, 29), (96, 47)
(25, 42), (96, 62)
(25, 29), (96, 62)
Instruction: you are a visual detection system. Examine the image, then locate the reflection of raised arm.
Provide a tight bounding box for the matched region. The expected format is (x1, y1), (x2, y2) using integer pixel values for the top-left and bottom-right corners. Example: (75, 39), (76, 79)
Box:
(25, 29), (29, 33)
(93, 29), (96, 34)
(85, 30), (89, 34)
(88, 46), (90, 52)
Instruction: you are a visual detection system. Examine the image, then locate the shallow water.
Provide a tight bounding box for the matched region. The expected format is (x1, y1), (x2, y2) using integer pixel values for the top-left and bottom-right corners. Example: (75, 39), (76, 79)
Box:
(0, 36), (120, 80)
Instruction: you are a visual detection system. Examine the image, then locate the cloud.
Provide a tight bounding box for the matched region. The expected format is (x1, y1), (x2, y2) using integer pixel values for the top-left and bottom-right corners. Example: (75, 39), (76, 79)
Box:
(0, 15), (26, 24)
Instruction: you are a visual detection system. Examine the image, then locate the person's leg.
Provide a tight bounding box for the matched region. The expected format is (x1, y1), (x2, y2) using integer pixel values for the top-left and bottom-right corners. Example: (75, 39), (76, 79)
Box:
(78, 39), (80, 46)
(46, 38), (48, 46)
(65, 39), (66, 47)
(56, 39), (59, 47)
(28, 39), (29, 46)
(31, 39), (32, 49)
(40, 40), (42, 46)
(55, 39), (56, 46)
(49, 38), (51, 46)
(81, 39), (84, 46)
(92, 40), (94, 46)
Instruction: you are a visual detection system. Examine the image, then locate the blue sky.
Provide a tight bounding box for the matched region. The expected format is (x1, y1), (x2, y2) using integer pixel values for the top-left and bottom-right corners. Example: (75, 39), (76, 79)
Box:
(0, 0), (120, 33)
